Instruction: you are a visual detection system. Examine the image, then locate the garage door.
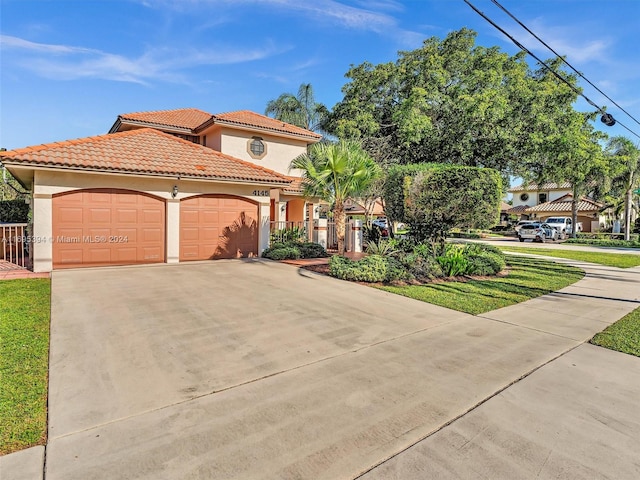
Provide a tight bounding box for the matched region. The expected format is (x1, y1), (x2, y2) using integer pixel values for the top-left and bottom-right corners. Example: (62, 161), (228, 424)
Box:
(180, 195), (258, 261)
(52, 189), (165, 269)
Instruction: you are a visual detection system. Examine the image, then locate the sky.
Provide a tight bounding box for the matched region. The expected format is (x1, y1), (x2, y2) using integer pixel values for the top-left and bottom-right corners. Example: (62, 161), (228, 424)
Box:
(1, 0), (639, 151)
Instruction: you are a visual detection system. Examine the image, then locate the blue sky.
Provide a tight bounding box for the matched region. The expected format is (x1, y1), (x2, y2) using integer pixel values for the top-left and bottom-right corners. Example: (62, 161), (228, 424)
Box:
(1, 0), (639, 150)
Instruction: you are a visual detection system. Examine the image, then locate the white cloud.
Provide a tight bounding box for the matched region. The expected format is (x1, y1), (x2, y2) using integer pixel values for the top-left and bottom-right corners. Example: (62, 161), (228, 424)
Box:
(138, 0), (422, 44)
(0, 34), (288, 85)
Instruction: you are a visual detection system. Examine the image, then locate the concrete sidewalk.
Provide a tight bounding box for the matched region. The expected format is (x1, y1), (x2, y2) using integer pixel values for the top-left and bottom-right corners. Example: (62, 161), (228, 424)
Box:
(2, 259), (639, 480)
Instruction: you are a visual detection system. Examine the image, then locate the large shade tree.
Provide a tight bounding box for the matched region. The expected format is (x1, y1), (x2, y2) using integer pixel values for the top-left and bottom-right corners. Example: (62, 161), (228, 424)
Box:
(326, 28), (592, 179)
(265, 83), (329, 133)
(291, 140), (381, 254)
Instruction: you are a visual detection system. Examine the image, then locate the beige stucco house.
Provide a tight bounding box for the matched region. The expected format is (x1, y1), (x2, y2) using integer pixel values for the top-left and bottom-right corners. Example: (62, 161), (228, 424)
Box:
(0, 108), (322, 272)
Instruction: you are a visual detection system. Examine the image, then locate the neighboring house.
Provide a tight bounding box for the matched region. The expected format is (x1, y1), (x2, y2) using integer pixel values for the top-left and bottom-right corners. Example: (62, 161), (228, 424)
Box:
(508, 183), (605, 232)
(0, 108), (322, 272)
(343, 197), (385, 219)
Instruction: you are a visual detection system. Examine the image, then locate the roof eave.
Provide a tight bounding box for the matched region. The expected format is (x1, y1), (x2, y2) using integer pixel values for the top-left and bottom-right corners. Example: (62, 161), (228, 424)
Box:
(113, 118), (195, 135)
(209, 119), (322, 142)
(0, 161), (289, 187)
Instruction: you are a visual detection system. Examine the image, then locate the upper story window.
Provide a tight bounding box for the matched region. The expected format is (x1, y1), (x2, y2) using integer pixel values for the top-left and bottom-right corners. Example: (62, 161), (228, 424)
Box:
(538, 193), (547, 204)
(519, 193), (529, 202)
(248, 136), (267, 159)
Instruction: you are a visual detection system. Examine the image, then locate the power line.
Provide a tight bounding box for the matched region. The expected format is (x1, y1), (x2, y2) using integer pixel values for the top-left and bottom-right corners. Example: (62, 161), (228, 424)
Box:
(463, 0), (640, 140)
(490, 0), (640, 129)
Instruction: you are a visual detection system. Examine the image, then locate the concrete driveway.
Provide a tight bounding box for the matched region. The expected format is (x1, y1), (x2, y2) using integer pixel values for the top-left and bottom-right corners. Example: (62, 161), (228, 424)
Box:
(25, 259), (640, 478)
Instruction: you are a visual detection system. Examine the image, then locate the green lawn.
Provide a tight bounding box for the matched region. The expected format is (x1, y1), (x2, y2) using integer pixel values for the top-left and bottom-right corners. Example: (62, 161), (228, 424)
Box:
(0, 279), (51, 455)
(376, 255), (584, 315)
(591, 307), (640, 357)
(498, 246), (640, 268)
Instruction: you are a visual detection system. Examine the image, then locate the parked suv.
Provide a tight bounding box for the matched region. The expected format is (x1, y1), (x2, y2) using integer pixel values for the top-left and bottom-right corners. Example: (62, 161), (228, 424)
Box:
(518, 222), (559, 242)
(545, 217), (582, 238)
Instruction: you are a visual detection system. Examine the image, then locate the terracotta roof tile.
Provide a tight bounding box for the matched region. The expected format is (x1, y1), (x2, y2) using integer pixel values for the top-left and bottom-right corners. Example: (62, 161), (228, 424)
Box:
(509, 182), (573, 192)
(213, 110), (322, 140)
(282, 175), (307, 195)
(0, 129), (289, 185)
(525, 195), (602, 213)
(506, 204), (529, 214)
(118, 108), (213, 131)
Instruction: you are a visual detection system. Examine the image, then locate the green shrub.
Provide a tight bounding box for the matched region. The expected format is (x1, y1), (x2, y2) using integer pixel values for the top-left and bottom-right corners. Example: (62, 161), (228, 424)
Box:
(449, 231), (481, 239)
(437, 245), (469, 277)
(399, 252), (444, 280)
(462, 242), (504, 257)
(365, 239), (397, 256)
(564, 237), (640, 248)
(0, 200), (29, 223)
(262, 246), (301, 260)
(262, 241), (327, 259)
(329, 255), (409, 282)
(466, 252), (505, 275)
(296, 242), (329, 258)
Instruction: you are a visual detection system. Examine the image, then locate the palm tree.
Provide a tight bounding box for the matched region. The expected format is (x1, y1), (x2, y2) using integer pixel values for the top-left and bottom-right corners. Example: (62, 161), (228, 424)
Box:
(606, 136), (640, 241)
(291, 140), (381, 254)
(265, 83), (329, 132)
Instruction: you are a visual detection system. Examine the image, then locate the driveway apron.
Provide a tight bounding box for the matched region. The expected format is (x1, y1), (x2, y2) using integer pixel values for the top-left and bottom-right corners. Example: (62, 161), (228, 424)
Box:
(45, 259), (640, 479)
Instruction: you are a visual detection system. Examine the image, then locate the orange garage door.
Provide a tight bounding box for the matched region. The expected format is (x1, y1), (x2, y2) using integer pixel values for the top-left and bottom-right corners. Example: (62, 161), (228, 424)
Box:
(180, 195), (258, 261)
(52, 189), (165, 269)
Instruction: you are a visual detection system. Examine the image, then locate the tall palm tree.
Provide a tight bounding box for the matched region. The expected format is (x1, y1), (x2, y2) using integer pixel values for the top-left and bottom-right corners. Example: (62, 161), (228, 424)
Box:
(606, 136), (640, 241)
(265, 83), (329, 132)
(291, 140), (381, 254)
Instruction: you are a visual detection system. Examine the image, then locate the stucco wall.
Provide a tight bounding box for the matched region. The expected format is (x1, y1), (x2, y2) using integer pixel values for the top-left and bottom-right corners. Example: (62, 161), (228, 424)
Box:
(214, 127), (308, 176)
(30, 169), (272, 272)
(511, 189), (572, 208)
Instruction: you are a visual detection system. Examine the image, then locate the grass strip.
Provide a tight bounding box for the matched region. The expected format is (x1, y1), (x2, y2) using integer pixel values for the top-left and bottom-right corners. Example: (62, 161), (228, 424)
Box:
(0, 278), (51, 455)
(376, 255), (584, 315)
(497, 246), (640, 268)
(591, 307), (640, 357)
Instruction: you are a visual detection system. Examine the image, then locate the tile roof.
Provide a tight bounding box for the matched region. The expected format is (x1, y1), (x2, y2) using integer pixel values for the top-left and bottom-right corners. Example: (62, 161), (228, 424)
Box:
(525, 194), (602, 213)
(0, 128), (290, 185)
(117, 108), (213, 131)
(282, 175), (307, 195)
(509, 182), (573, 192)
(506, 204), (530, 214)
(500, 201), (511, 211)
(114, 108), (322, 141)
(213, 110), (322, 140)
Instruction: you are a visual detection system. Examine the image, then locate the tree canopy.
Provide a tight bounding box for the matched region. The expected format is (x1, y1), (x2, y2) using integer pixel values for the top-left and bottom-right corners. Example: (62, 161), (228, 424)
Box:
(265, 83), (329, 133)
(384, 163), (502, 246)
(291, 140), (381, 254)
(326, 28), (594, 178)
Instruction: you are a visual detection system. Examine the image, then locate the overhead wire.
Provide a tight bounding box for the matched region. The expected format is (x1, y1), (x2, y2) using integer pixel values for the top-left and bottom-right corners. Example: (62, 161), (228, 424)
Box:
(490, 0), (640, 129)
(462, 0), (640, 140)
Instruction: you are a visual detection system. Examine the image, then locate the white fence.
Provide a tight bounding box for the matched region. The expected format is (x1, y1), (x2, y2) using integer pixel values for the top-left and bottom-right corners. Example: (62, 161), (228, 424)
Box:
(1, 223), (29, 268)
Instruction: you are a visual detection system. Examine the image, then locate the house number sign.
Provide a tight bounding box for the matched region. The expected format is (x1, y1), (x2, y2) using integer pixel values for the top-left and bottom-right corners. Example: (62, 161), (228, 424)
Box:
(252, 190), (270, 196)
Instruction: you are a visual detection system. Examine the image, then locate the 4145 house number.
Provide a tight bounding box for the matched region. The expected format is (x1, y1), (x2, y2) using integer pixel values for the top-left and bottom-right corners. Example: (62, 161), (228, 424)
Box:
(252, 190), (269, 196)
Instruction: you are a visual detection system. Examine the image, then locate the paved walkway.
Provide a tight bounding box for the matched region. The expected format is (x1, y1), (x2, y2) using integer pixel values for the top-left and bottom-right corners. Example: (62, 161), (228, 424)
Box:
(0, 260), (50, 280)
(1, 256), (639, 480)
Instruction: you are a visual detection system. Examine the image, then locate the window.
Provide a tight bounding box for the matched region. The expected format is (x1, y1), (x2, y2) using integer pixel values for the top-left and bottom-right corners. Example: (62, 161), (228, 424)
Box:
(248, 137), (266, 159)
(520, 193), (529, 202)
(538, 193), (547, 203)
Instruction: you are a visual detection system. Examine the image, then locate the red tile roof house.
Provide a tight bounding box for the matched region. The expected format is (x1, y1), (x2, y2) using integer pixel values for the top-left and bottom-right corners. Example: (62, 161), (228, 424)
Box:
(508, 182), (606, 232)
(0, 109), (322, 272)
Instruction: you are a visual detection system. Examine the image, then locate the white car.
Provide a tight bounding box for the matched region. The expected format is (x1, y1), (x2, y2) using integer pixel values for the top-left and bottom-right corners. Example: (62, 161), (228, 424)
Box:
(514, 220), (535, 233)
(518, 222), (559, 242)
(372, 218), (388, 229)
